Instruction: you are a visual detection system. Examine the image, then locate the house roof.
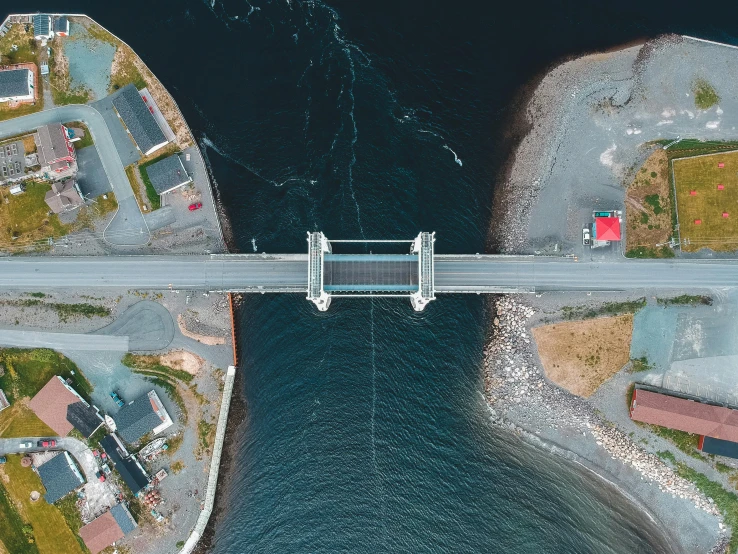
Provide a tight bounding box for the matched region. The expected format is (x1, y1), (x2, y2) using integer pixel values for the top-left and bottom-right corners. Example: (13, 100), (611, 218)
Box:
(630, 389), (738, 442)
(79, 511), (124, 554)
(594, 217), (621, 241)
(112, 84), (167, 155)
(37, 451), (84, 503)
(53, 16), (69, 34)
(145, 154), (191, 194)
(100, 435), (150, 495)
(67, 401), (104, 438)
(0, 69), (30, 98)
(113, 391), (171, 444)
(29, 376), (81, 436)
(110, 503), (138, 534)
(699, 435), (738, 459)
(33, 14), (51, 37)
(45, 180), (84, 213)
(37, 123), (73, 166)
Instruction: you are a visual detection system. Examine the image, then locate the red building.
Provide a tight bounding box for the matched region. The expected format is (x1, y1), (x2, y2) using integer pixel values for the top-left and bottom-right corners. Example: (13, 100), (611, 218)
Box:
(37, 123), (76, 173)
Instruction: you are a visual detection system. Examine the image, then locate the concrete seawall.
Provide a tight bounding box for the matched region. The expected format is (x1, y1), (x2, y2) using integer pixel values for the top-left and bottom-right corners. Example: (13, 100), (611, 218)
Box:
(179, 364), (236, 554)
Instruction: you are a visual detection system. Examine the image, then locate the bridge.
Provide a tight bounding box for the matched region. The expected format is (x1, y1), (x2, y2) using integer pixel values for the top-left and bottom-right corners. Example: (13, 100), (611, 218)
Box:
(1, 231), (738, 310)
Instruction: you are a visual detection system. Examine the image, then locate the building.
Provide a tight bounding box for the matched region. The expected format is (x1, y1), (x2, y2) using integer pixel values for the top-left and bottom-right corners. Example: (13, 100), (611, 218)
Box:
(630, 388), (738, 442)
(698, 435), (738, 460)
(33, 14), (52, 40)
(0, 140), (25, 183)
(37, 451), (85, 503)
(594, 216), (621, 242)
(45, 180), (85, 213)
(0, 68), (34, 103)
(37, 123), (76, 172)
(53, 16), (70, 37)
(78, 504), (137, 554)
(112, 84), (168, 156)
(113, 390), (173, 444)
(29, 376), (104, 437)
(145, 154), (192, 195)
(100, 434), (150, 495)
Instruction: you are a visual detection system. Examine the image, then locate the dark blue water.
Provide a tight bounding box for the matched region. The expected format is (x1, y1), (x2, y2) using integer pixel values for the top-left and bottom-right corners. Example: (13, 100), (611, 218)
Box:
(43, 1), (738, 551)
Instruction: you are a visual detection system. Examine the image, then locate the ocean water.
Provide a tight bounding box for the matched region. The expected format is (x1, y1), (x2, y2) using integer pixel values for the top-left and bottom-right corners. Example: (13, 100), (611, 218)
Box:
(48, 0), (738, 551)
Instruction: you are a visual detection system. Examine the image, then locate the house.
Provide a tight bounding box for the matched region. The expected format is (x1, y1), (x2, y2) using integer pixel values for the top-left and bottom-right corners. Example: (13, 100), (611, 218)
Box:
(630, 387), (738, 442)
(78, 504), (137, 554)
(112, 84), (168, 156)
(593, 216), (621, 241)
(33, 14), (53, 40)
(100, 434), (150, 495)
(53, 16), (70, 37)
(0, 140), (26, 183)
(112, 390), (173, 444)
(29, 376), (104, 437)
(144, 154), (192, 195)
(0, 68), (34, 103)
(37, 123), (76, 172)
(37, 451), (85, 503)
(45, 180), (85, 213)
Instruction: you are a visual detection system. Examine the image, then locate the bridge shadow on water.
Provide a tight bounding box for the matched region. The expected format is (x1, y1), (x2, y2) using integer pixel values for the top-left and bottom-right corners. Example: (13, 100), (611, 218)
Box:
(213, 292), (671, 554)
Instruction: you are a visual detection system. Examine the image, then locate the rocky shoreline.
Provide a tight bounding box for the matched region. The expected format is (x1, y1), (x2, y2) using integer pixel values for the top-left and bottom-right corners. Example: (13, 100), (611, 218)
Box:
(482, 295), (727, 551)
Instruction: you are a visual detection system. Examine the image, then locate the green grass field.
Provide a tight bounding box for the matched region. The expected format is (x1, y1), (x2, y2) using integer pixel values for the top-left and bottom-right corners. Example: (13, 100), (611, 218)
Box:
(0, 348), (91, 403)
(2, 455), (85, 554)
(673, 150), (738, 251)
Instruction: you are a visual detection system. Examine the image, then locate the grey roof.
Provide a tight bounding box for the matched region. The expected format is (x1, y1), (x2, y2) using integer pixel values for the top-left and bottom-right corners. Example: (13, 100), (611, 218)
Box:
(37, 123), (72, 165)
(100, 435), (150, 494)
(45, 180), (83, 213)
(38, 451), (84, 503)
(113, 393), (163, 443)
(110, 503), (137, 534)
(0, 69), (30, 98)
(67, 401), (103, 438)
(112, 85), (167, 155)
(33, 14), (51, 37)
(145, 154), (191, 194)
(53, 16), (68, 34)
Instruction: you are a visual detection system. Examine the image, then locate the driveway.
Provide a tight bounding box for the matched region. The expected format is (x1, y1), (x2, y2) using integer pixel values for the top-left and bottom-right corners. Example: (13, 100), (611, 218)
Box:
(0, 105), (150, 246)
(75, 144), (112, 198)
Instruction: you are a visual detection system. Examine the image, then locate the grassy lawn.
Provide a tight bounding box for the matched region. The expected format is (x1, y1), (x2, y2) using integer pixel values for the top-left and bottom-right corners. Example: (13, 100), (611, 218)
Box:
(125, 165), (151, 212)
(0, 181), (69, 247)
(0, 470), (38, 554)
(561, 298), (647, 320)
(2, 455), (85, 554)
(110, 44), (146, 93)
(673, 150), (738, 252)
(693, 78), (720, 110)
(74, 192), (118, 231)
(0, 403), (56, 439)
(0, 348), (91, 404)
(648, 424), (701, 460)
(56, 496), (89, 554)
(122, 353), (193, 383)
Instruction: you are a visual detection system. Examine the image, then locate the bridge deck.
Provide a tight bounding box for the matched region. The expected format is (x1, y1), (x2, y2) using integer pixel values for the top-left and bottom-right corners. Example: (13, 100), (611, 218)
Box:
(324, 254), (418, 292)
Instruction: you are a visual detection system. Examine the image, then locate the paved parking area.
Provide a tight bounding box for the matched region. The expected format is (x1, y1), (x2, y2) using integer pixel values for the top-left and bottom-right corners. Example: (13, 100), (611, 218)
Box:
(76, 145), (112, 198)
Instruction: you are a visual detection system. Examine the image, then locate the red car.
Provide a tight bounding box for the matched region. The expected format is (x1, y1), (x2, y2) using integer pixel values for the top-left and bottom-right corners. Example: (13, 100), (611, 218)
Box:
(188, 202), (202, 211)
(37, 439), (56, 448)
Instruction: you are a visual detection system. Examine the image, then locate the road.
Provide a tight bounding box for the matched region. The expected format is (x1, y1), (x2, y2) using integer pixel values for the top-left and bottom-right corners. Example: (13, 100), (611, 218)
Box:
(0, 254), (737, 293)
(0, 330), (128, 351)
(0, 105), (149, 246)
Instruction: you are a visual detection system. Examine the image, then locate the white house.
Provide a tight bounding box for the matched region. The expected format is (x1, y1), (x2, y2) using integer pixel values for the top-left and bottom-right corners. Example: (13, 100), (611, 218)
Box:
(0, 68), (34, 103)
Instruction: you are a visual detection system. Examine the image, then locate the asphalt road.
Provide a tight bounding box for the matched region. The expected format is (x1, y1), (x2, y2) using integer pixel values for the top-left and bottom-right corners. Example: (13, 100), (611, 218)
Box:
(0, 254), (738, 293)
(0, 105), (149, 246)
(0, 330), (128, 351)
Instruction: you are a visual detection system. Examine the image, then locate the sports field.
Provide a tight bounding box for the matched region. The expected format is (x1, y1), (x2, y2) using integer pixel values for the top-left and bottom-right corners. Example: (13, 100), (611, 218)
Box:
(673, 150), (738, 252)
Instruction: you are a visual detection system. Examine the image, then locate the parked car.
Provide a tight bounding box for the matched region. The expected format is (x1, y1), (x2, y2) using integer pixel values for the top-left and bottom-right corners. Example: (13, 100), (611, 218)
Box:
(38, 439), (56, 448)
(582, 226), (591, 246)
(96, 470), (106, 482)
(19, 441), (32, 449)
(188, 202), (202, 211)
